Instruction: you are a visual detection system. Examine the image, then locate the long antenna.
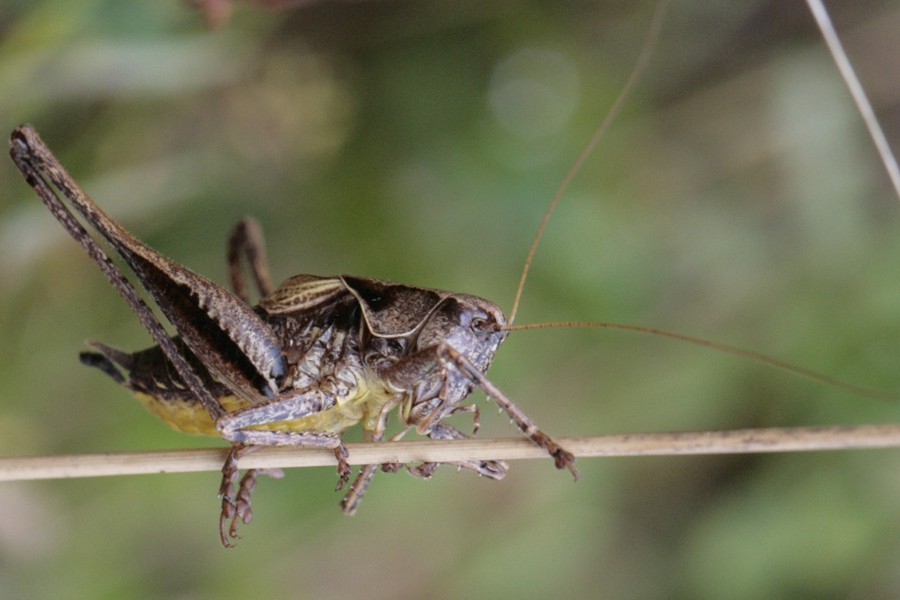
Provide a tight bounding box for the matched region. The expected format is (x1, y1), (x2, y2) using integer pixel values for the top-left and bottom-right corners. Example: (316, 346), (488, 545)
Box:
(506, 1), (900, 404)
(508, 0), (668, 325)
(503, 321), (900, 402)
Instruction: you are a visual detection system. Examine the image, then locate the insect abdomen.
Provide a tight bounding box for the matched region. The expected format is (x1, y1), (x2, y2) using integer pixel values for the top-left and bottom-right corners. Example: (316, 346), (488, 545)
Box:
(82, 340), (395, 437)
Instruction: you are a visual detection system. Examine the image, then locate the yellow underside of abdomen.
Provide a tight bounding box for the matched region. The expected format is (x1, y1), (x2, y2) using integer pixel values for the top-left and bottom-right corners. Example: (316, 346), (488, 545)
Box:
(133, 380), (393, 438)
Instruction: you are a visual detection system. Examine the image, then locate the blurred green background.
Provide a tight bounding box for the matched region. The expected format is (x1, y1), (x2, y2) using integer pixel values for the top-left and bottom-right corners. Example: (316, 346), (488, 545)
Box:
(2, 1), (900, 597)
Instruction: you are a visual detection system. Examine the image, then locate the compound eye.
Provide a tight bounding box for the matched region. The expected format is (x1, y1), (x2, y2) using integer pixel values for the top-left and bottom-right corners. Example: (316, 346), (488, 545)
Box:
(469, 311), (494, 332)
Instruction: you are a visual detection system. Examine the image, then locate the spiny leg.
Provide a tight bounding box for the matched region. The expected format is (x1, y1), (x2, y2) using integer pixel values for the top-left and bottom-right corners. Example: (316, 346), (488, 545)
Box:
(407, 419), (508, 481)
(340, 464), (379, 516)
(223, 430), (351, 491)
(451, 403), (481, 436)
(11, 126), (286, 414)
(219, 444), (285, 547)
(337, 395), (487, 515)
(340, 400), (397, 516)
(9, 127), (227, 422)
(11, 127), (298, 547)
(227, 217), (274, 302)
(382, 403), (479, 477)
(405, 404), (505, 479)
(216, 386), (354, 488)
(218, 445), (247, 548)
(384, 342), (577, 479)
(343, 430), (409, 513)
(439, 344), (577, 478)
(343, 404), (506, 514)
(185, 216), (304, 540)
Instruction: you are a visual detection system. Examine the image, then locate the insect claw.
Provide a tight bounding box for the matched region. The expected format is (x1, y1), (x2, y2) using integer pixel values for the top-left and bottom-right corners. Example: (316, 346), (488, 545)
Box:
(528, 431), (578, 480)
(219, 524), (237, 549)
(555, 449), (579, 481)
(333, 444), (352, 491)
(219, 495), (240, 548)
(406, 462), (438, 479)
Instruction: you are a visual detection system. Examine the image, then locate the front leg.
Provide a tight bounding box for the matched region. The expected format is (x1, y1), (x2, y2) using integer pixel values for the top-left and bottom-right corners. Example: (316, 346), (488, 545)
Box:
(384, 343), (578, 480)
(438, 344), (578, 479)
(407, 420), (508, 481)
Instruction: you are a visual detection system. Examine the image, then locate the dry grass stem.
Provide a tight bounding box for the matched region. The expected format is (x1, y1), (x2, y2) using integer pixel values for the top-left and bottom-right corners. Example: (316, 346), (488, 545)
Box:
(806, 0), (900, 200)
(2, 424), (899, 482)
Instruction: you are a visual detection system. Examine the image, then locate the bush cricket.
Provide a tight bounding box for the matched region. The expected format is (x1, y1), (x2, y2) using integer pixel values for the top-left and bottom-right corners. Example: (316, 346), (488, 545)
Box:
(8, 1), (899, 551)
(10, 124), (577, 547)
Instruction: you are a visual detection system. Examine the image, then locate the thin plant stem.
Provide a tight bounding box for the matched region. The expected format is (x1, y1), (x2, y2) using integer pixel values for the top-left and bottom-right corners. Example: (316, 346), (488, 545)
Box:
(2, 424), (900, 481)
(806, 0), (900, 202)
